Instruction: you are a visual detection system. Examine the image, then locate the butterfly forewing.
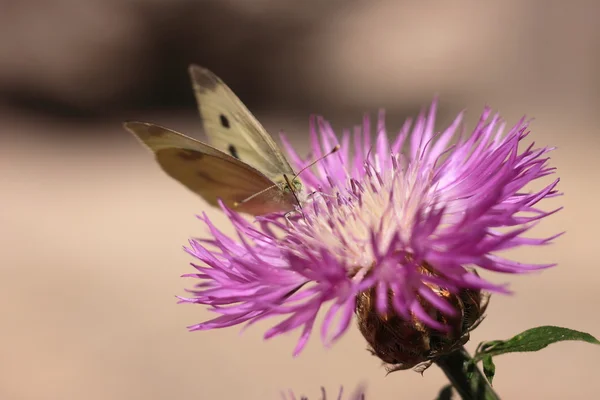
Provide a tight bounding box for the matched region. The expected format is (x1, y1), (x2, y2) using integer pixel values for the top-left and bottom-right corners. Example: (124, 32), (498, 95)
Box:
(188, 65), (297, 182)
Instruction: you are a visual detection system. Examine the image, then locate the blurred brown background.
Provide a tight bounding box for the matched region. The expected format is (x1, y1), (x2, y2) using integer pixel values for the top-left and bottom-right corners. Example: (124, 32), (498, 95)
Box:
(2, 0), (599, 399)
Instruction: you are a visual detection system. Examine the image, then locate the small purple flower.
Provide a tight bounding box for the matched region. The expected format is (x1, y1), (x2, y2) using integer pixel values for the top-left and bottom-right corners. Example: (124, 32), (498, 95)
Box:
(179, 99), (561, 357)
(282, 386), (366, 400)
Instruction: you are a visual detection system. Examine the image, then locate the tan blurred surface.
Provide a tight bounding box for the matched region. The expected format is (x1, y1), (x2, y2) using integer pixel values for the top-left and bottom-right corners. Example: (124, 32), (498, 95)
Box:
(2, 1), (600, 399)
(2, 106), (598, 399)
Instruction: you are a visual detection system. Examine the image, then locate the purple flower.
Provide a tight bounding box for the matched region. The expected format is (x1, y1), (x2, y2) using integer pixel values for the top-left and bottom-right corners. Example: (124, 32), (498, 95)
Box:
(282, 386), (366, 400)
(179, 99), (561, 356)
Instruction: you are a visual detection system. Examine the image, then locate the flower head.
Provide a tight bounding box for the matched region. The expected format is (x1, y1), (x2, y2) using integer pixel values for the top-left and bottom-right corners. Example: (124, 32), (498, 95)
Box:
(282, 386), (366, 400)
(179, 99), (561, 363)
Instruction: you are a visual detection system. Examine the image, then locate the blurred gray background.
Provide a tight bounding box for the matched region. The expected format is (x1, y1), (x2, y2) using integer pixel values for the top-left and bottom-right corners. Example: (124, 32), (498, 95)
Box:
(2, 0), (599, 399)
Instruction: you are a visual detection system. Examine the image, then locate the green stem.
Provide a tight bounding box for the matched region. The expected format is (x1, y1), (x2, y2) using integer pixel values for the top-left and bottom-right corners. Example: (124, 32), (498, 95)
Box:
(435, 347), (500, 400)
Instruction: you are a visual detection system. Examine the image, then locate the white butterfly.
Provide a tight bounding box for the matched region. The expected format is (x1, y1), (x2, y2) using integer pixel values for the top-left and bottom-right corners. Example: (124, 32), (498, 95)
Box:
(124, 65), (306, 216)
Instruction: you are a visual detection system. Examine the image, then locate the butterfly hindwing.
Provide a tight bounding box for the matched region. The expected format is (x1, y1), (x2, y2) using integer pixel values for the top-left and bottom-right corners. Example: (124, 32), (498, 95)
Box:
(124, 121), (294, 214)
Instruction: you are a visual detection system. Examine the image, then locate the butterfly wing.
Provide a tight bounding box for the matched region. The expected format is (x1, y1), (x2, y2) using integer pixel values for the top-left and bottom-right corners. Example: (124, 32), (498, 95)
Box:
(188, 65), (297, 184)
(124, 121), (296, 215)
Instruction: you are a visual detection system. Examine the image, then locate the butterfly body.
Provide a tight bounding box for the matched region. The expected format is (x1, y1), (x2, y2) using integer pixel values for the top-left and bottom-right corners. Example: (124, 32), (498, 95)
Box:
(124, 65), (306, 216)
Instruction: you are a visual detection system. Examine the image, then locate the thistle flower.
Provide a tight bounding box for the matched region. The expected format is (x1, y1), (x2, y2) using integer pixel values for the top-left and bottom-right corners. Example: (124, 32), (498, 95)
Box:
(179, 99), (561, 367)
(282, 386), (366, 400)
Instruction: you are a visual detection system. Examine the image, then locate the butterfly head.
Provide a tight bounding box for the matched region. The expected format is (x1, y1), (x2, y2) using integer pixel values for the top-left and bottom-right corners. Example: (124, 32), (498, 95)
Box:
(284, 177), (303, 194)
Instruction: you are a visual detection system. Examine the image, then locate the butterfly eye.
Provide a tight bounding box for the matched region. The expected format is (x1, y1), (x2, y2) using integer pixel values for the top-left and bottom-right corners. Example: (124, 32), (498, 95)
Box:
(292, 179), (303, 192)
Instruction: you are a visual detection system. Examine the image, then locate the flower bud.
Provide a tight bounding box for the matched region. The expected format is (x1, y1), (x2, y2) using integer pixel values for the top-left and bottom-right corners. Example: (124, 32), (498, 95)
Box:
(355, 268), (490, 373)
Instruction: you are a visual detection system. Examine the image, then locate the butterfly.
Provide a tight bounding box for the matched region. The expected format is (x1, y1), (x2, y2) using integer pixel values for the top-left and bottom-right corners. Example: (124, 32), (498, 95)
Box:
(124, 65), (307, 216)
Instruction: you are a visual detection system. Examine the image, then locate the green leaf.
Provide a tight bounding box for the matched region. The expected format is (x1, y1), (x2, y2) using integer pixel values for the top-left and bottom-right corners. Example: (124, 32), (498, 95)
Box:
(434, 384), (454, 400)
(482, 355), (495, 385)
(473, 325), (600, 362)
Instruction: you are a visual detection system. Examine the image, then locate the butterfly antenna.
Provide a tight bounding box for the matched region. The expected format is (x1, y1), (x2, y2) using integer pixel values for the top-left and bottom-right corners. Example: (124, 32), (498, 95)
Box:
(234, 144), (341, 209)
(234, 175), (306, 215)
(233, 183), (279, 208)
(292, 144), (340, 180)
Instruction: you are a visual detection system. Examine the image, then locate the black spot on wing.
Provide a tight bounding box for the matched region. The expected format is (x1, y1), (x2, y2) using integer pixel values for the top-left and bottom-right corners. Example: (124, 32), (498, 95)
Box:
(228, 145), (240, 159)
(220, 114), (230, 128)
